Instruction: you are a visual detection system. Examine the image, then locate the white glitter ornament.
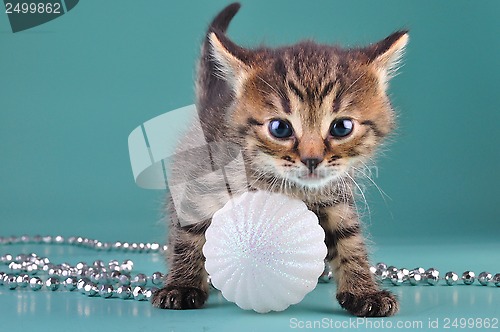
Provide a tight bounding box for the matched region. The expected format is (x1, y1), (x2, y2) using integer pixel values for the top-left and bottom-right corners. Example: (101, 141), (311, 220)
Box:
(203, 191), (327, 313)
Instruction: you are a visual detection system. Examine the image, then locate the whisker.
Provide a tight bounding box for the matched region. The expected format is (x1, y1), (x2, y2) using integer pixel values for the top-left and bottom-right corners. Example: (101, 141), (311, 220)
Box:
(352, 163), (392, 202)
(344, 171), (371, 224)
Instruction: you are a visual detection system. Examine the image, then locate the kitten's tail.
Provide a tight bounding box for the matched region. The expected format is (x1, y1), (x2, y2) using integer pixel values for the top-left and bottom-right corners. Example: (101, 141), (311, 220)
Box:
(196, 3), (241, 142)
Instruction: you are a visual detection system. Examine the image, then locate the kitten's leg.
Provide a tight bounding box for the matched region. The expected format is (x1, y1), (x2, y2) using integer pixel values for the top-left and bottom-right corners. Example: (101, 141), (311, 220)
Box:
(319, 203), (398, 317)
(151, 220), (209, 310)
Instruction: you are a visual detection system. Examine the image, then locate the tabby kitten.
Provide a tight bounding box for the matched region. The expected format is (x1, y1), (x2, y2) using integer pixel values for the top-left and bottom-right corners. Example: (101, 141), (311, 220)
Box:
(152, 3), (408, 317)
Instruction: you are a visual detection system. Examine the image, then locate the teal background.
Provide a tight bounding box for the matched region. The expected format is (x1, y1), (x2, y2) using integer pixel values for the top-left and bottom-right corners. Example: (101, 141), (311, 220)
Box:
(0, 1), (499, 331)
(1, 0), (499, 242)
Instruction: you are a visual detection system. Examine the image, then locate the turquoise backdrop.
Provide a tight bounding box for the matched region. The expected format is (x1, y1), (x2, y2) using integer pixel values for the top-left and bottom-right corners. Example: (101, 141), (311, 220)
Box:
(0, 1), (499, 331)
(1, 0), (498, 243)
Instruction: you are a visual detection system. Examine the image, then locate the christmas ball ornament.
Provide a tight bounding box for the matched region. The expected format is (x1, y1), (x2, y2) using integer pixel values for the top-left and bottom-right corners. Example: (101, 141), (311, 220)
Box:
(203, 191), (327, 313)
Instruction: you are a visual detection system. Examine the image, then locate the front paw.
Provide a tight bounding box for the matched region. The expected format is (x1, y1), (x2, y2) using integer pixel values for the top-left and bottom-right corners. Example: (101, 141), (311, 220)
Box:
(337, 290), (398, 317)
(152, 285), (207, 310)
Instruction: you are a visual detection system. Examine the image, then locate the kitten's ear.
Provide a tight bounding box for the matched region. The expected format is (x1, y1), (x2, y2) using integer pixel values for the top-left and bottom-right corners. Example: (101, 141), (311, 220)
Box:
(364, 30), (409, 91)
(209, 30), (253, 94)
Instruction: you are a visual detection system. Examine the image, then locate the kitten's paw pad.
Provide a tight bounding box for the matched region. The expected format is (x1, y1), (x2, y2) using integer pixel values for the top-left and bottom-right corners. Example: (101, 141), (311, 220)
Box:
(152, 286), (207, 310)
(337, 290), (398, 317)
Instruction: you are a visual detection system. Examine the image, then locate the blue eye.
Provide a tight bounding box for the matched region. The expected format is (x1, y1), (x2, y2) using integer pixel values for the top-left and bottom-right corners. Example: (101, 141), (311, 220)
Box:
(269, 119), (293, 138)
(330, 118), (354, 138)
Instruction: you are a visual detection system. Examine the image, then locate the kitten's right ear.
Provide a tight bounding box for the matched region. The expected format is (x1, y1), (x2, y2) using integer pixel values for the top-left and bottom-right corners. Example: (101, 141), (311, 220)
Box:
(209, 30), (253, 95)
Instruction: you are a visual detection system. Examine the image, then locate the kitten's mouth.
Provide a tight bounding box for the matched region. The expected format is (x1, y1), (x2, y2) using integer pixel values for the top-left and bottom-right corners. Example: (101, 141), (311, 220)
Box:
(289, 169), (342, 189)
(299, 173), (323, 180)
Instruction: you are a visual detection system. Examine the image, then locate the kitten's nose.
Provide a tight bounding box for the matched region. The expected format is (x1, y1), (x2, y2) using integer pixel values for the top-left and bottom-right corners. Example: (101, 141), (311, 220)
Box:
(301, 158), (322, 173)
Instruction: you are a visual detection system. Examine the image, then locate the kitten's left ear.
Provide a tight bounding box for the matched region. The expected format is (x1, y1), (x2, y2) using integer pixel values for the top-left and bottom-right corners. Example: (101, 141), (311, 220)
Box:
(364, 30), (409, 91)
(209, 30), (253, 95)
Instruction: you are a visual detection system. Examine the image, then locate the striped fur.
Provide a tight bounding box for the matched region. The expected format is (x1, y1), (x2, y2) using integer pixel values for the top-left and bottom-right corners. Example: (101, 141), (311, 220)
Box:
(152, 3), (407, 316)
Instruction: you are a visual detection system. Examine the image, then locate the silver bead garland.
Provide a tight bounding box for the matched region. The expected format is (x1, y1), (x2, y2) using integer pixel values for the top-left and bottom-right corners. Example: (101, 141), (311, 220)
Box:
(2, 234), (500, 304)
(0, 235), (166, 253)
(0, 234), (167, 302)
(367, 262), (500, 287)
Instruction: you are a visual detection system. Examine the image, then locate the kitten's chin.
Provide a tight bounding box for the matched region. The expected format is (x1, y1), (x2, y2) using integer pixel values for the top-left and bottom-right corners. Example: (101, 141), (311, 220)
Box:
(290, 172), (341, 190)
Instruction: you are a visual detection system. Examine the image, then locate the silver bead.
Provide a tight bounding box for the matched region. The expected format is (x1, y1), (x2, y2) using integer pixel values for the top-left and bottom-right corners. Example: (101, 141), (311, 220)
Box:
(93, 260), (106, 269)
(110, 270), (122, 283)
(15, 254), (28, 262)
(426, 268), (440, 285)
(60, 268), (72, 278)
(462, 271), (476, 285)
(121, 259), (134, 272)
(493, 273), (500, 287)
(374, 262), (388, 280)
(400, 268), (410, 281)
(26, 263), (39, 275)
(1, 253), (13, 264)
(96, 272), (110, 284)
(5, 274), (18, 289)
(408, 270), (423, 285)
(48, 267), (62, 278)
(319, 262), (334, 283)
(45, 277), (60, 291)
(121, 242), (130, 251)
(42, 235), (53, 243)
(150, 243), (160, 252)
(37, 257), (50, 268)
(207, 275), (215, 290)
(20, 235), (31, 243)
(8, 236), (19, 244)
(9, 262), (22, 272)
(77, 278), (91, 292)
(131, 273), (148, 287)
(390, 270), (405, 286)
(99, 284), (114, 298)
(116, 285), (132, 299)
(42, 263), (55, 272)
(64, 277), (78, 291)
(144, 287), (157, 300)
(132, 286), (146, 301)
(54, 235), (65, 244)
(478, 272), (493, 286)
(60, 262), (71, 270)
(386, 266), (398, 276)
(151, 272), (164, 286)
(28, 253), (39, 262)
(445, 271), (459, 286)
(112, 242), (123, 250)
(84, 282), (98, 296)
(108, 260), (120, 270)
(16, 274), (30, 288)
(29, 277), (43, 291)
(76, 262), (88, 270)
(118, 274), (131, 286)
(89, 272), (102, 284)
(162, 245), (168, 252)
